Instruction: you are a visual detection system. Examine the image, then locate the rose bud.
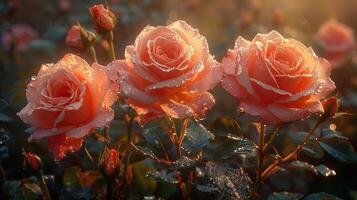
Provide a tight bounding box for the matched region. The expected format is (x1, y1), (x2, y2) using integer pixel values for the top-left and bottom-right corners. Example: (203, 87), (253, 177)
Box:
(25, 152), (42, 171)
(90, 4), (116, 33)
(65, 25), (96, 50)
(102, 148), (119, 176)
(272, 8), (284, 27)
(322, 97), (339, 119)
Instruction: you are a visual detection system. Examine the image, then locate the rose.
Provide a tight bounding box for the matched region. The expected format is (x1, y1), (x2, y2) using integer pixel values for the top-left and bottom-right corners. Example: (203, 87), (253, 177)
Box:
(315, 19), (355, 67)
(109, 20), (222, 123)
(65, 25), (96, 50)
(1, 24), (38, 51)
(90, 4), (116, 33)
(17, 54), (119, 160)
(221, 31), (335, 124)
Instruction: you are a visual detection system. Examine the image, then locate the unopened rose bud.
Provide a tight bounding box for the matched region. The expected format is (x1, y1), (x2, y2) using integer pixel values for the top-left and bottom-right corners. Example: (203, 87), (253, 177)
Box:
(90, 4), (116, 33)
(272, 8), (283, 27)
(102, 148), (119, 176)
(25, 152), (42, 171)
(65, 25), (96, 50)
(322, 97), (339, 119)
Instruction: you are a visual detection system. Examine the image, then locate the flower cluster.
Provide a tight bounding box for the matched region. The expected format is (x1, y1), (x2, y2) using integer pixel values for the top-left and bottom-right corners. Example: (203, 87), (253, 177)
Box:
(18, 11), (335, 161)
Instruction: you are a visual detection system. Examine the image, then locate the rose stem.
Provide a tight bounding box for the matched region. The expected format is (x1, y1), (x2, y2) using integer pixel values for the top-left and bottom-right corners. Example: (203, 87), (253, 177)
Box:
(89, 46), (98, 63)
(0, 164), (6, 197)
(250, 123), (266, 197)
(123, 114), (134, 184)
(250, 125), (281, 198)
(165, 117), (188, 200)
(108, 31), (116, 60)
(104, 126), (110, 143)
(260, 118), (324, 181)
(38, 169), (52, 200)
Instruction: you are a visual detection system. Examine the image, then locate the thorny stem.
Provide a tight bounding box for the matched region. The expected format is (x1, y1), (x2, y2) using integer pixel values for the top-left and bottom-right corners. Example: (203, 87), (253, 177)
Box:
(263, 126), (281, 154)
(104, 126), (110, 143)
(84, 145), (94, 163)
(108, 31), (116, 60)
(123, 114), (134, 184)
(251, 124), (266, 197)
(260, 118), (324, 181)
(164, 117), (189, 200)
(38, 170), (52, 200)
(89, 46), (98, 63)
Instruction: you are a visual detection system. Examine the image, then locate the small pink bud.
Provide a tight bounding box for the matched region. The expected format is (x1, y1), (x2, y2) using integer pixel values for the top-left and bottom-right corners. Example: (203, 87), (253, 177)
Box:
(103, 149), (119, 176)
(65, 25), (96, 50)
(90, 4), (116, 33)
(322, 97), (339, 119)
(25, 152), (42, 171)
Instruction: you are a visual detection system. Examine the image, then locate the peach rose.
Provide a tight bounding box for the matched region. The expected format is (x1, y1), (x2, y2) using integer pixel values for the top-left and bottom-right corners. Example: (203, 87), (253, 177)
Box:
(17, 54), (118, 160)
(315, 20), (355, 67)
(221, 31), (335, 124)
(109, 20), (222, 123)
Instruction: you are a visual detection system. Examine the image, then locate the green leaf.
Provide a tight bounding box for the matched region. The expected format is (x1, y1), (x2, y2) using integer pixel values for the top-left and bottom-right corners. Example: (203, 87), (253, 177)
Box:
(302, 142), (324, 159)
(268, 192), (304, 200)
(63, 166), (81, 191)
(203, 162), (252, 199)
(195, 184), (218, 193)
(319, 136), (357, 162)
(204, 136), (257, 160)
(304, 192), (343, 200)
(171, 156), (198, 171)
(288, 161), (318, 174)
(288, 132), (323, 159)
(182, 120), (214, 155)
(0, 113), (12, 122)
(209, 117), (242, 137)
(3, 180), (21, 197)
(315, 165), (336, 177)
(147, 170), (178, 184)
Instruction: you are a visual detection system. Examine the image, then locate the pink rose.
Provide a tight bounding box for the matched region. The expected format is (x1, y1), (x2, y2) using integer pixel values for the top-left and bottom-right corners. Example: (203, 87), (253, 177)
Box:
(109, 20), (222, 123)
(315, 20), (355, 67)
(17, 54), (119, 160)
(2, 24), (38, 51)
(221, 31), (335, 124)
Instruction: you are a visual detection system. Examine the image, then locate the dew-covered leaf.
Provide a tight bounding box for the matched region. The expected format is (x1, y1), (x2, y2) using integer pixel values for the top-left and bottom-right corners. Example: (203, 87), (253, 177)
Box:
(315, 165), (336, 177)
(319, 136), (357, 162)
(195, 184), (219, 193)
(303, 192), (343, 200)
(147, 170), (178, 184)
(204, 136), (257, 161)
(203, 161), (252, 200)
(302, 142), (324, 159)
(209, 117), (242, 137)
(288, 132), (323, 158)
(182, 120), (214, 155)
(171, 156), (198, 171)
(268, 192), (304, 200)
(288, 161), (318, 174)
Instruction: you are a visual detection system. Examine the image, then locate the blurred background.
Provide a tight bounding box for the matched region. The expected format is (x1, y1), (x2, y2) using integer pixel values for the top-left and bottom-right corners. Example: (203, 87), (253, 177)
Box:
(1, 0), (357, 199)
